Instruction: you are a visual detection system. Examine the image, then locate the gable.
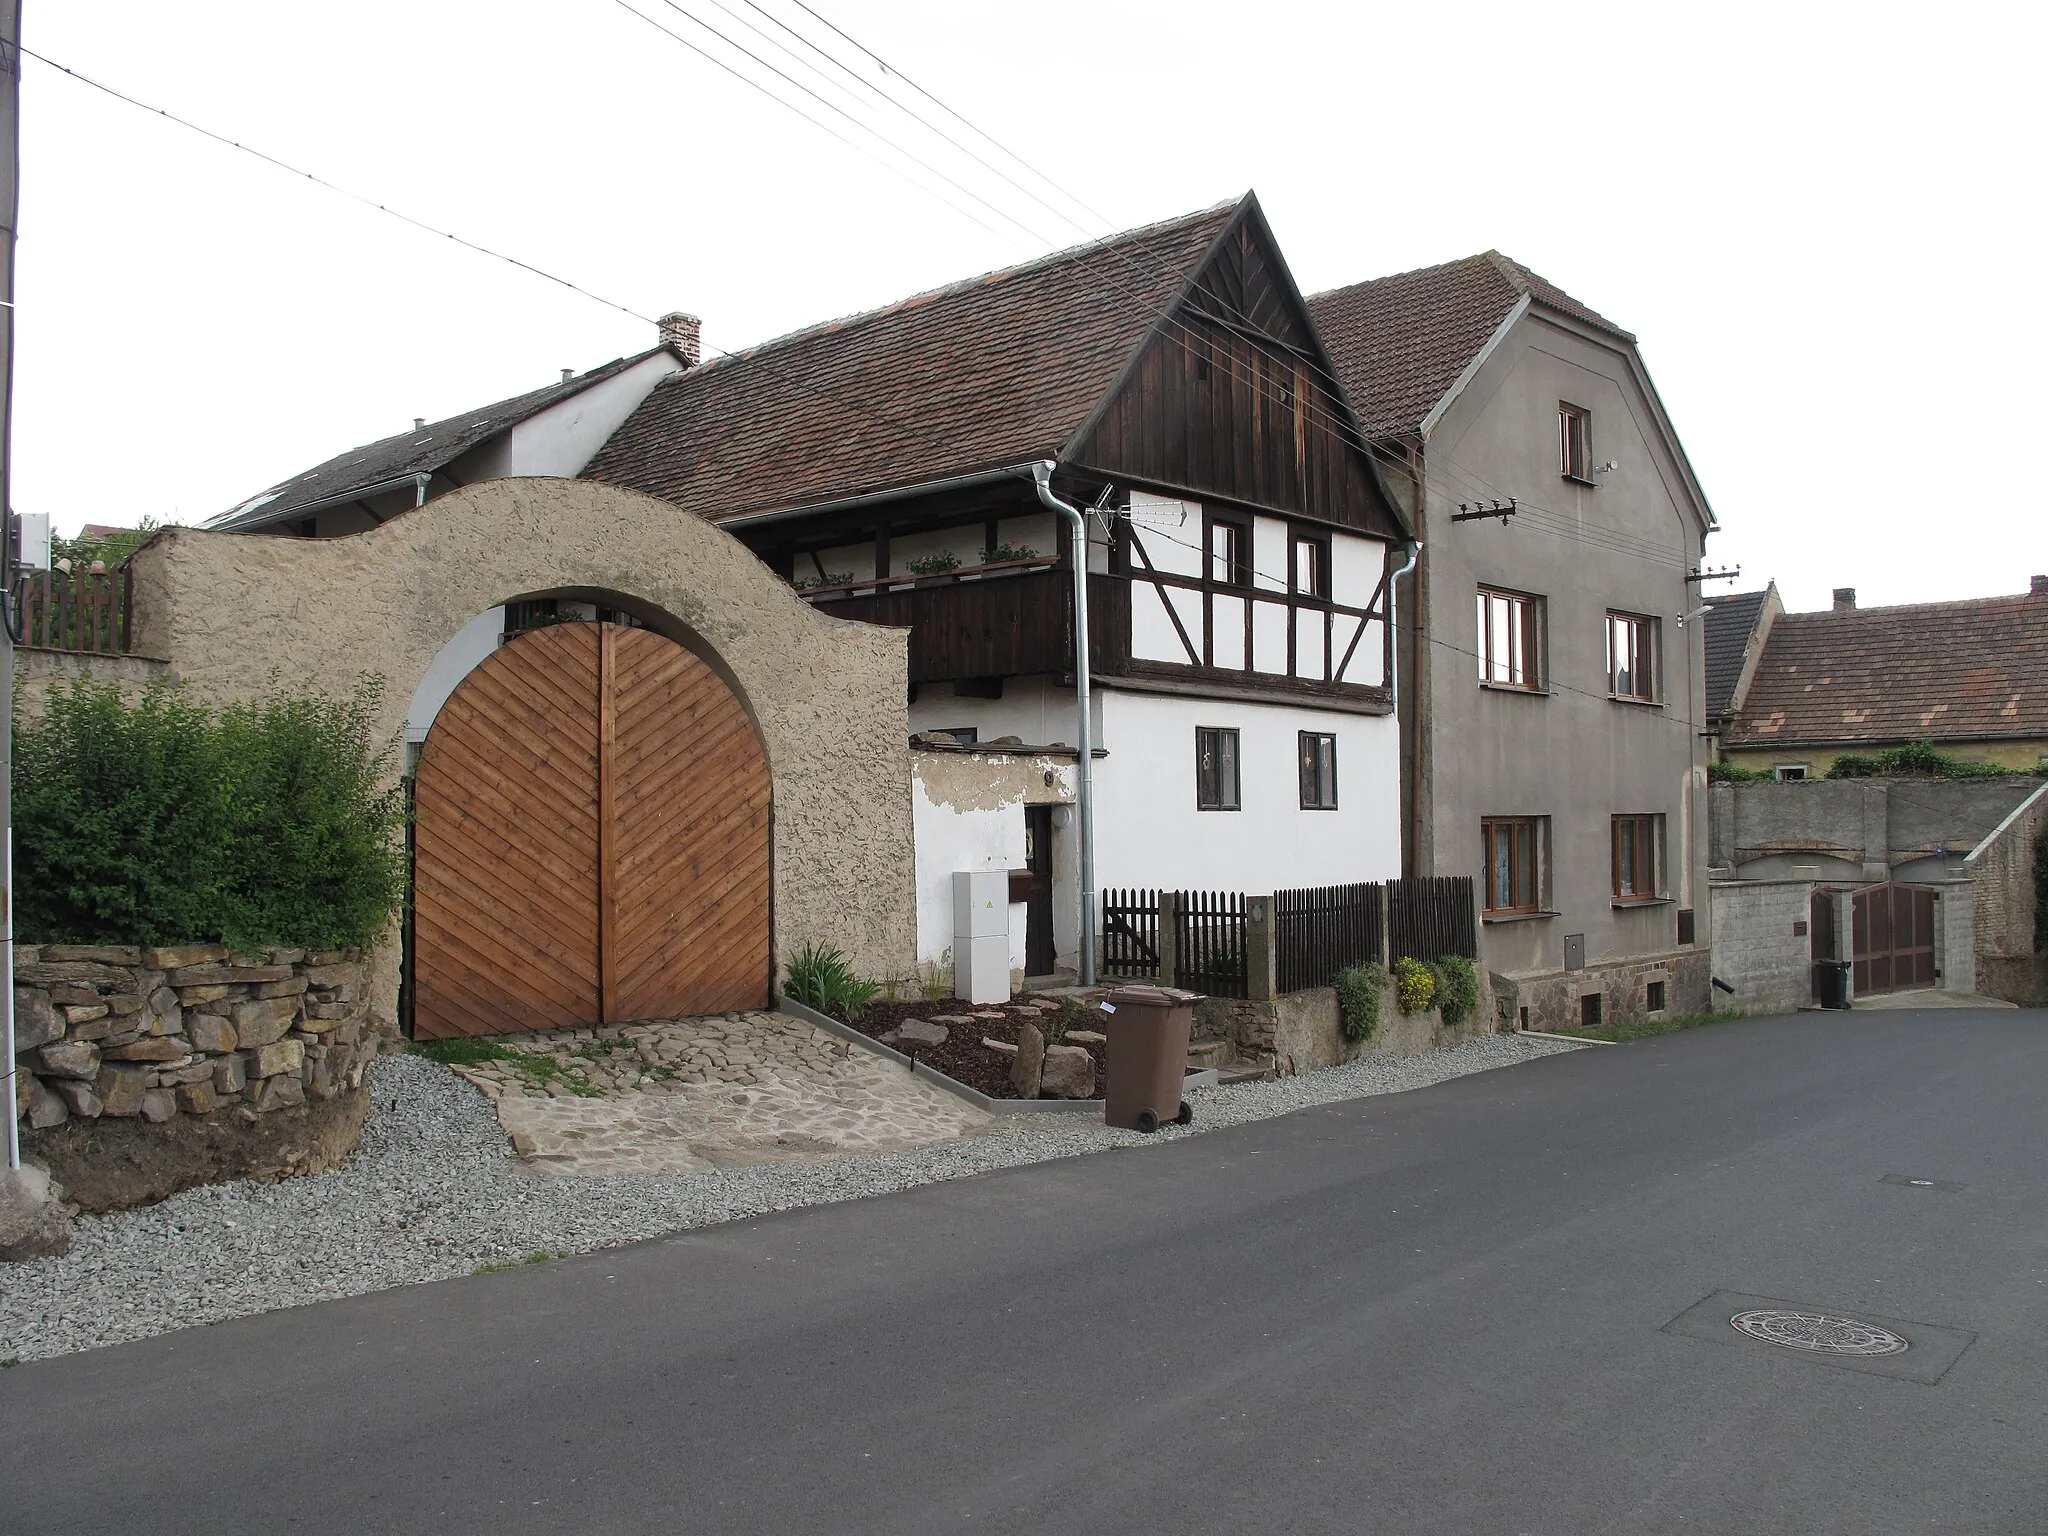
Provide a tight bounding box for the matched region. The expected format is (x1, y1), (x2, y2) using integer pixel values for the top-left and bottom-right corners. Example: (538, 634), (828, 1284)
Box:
(1066, 208), (1409, 541)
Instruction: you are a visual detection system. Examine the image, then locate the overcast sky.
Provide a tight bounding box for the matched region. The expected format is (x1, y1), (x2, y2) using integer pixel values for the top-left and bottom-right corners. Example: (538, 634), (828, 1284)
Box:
(18, 0), (2042, 613)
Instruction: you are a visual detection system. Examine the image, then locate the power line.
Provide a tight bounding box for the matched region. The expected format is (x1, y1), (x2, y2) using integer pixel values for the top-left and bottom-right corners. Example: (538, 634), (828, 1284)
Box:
(18, 45), (660, 328)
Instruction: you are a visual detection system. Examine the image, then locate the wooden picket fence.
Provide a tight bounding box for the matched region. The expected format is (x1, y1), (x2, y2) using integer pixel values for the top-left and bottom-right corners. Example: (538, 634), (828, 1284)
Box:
(1099, 887), (1160, 978)
(1388, 876), (1478, 961)
(1174, 889), (1247, 998)
(20, 565), (134, 654)
(1274, 881), (1385, 993)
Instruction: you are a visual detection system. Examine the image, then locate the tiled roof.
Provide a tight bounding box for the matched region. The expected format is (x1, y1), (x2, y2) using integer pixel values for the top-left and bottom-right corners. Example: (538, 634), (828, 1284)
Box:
(1726, 588), (2048, 747)
(583, 201), (1242, 520)
(1305, 252), (1633, 438)
(1703, 588), (1771, 719)
(210, 350), (667, 531)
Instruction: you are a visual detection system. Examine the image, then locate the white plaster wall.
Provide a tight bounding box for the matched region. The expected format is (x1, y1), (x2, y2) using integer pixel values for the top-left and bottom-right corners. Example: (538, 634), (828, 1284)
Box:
(1090, 689), (1401, 895)
(502, 354), (680, 476)
(912, 780), (1026, 976)
(404, 605), (504, 743)
(909, 676), (1101, 750)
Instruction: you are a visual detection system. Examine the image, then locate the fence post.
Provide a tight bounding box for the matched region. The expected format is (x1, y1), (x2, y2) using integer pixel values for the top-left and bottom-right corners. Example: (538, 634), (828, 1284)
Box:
(1245, 894), (1277, 1002)
(1157, 891), (1180, 988)
(1378, 882), (1394, 962)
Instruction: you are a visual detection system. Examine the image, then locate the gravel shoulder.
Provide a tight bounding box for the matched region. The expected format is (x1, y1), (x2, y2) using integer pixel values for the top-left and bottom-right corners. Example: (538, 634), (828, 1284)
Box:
(0, 1032), (1578, 1362)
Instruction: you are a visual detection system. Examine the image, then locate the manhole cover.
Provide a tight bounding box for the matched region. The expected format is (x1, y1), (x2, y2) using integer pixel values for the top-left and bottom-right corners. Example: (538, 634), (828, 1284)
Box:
(1729, 1309), (1910, 1356)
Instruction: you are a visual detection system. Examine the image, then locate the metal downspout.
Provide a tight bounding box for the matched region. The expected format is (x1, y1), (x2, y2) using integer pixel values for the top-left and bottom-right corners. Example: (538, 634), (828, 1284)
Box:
(1388, 534), (1422, 880)
(1031, 462), (1096, 987)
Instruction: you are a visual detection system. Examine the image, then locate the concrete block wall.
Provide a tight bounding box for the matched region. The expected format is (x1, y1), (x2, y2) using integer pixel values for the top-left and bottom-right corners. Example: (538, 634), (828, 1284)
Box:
(1710, 878), (1816, 1015)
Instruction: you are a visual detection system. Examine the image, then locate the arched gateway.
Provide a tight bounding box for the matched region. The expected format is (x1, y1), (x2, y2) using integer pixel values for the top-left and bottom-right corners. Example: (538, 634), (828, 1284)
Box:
(411, 619), (772, 1037)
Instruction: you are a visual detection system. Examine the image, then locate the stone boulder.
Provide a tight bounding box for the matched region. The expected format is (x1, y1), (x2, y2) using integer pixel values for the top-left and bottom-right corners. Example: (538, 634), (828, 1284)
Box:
(1010, 1022), (1045, 1098)
(892, 1019), (949, 1047)
(1039, 1044), (1096, 1099)
(14, 987), (62, 1053)
(0, 1163), (71, 1261)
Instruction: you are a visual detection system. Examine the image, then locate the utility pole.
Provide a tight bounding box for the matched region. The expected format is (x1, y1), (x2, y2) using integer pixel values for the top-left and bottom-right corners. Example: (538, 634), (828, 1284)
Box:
(2, 0), (22, 1172)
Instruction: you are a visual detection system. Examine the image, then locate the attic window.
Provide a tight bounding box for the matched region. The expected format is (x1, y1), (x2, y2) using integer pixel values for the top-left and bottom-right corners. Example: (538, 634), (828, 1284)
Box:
(1559, 403), (1592, 481)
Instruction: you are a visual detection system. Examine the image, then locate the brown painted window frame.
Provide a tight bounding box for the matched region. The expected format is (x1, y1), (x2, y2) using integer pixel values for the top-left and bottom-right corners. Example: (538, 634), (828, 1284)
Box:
(1205, 510), (1253, 590)
(1606, 610), (1659, 703)
(1482, 815), (1547, 916)
(1196, 726), (1241, 811)
(1611, 812), (1666, 902)
(1298, 731), (1337, 810)
(1476, 585), (1546, 691)
(1289, 527), (1331, 602)
(1559, 401), (1593, 482)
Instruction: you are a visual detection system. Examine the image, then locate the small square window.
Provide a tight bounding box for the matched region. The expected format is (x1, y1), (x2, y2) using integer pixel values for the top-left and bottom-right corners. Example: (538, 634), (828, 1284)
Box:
(1290, 530), (1330, 600)
(1607, 611), (1658, 702)
(1559, 403), (1591, 481)
(1580, 993), (1603, 1029)
(1477, 586), (1545, 689)
(1482, 816), (1548, 914)
(1774, 764), (1809, 782)
(1298, 732), (1337, 809)
(1646, 980), (1666, 1013)
(1196, 727), (1240, 811)
(1206, 514), (1251, 588)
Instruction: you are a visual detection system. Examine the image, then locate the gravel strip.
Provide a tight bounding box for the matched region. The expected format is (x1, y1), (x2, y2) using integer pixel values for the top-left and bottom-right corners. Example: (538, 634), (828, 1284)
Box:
(0, 1033), (1578, 1361)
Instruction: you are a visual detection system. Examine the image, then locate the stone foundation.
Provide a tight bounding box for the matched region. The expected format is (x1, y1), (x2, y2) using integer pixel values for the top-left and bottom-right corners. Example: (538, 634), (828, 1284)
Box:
(1493, 948), (1712, 1033)
(1223, 973), (1497, 1077)
(13, 944), (379, 1211)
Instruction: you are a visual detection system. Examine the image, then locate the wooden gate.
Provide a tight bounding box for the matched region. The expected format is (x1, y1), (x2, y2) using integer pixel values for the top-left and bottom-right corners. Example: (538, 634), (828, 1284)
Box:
(412, 622), (771, 1038)
(1850, 882), (1937, 996)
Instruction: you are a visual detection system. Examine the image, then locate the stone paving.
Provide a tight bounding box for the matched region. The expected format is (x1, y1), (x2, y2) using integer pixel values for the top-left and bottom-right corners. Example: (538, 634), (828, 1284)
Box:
(448, 1011), (988, 1176)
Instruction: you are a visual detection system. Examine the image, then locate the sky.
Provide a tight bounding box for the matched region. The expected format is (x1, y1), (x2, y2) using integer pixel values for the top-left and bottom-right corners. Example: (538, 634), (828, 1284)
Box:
(16, 0), (2044, 615)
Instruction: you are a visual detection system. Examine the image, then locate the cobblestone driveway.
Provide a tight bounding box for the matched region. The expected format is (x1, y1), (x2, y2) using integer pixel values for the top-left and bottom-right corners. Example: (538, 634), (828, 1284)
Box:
(448, 1011), (988, 1176)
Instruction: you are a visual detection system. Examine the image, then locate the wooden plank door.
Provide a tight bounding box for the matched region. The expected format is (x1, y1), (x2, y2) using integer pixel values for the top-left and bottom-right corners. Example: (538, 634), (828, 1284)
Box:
(601, 625), (773, 1020)
(413, 623), (604, 1038)
(1850, 883), (1938, 996)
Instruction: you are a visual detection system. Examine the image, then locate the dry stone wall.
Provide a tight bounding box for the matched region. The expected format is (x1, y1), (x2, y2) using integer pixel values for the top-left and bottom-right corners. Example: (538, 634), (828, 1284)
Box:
(14, 945), (372, 1133)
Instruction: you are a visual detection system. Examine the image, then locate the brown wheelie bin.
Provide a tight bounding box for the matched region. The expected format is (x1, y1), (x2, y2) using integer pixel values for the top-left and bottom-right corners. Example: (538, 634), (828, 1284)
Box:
(1101, 984), (1202, 1132)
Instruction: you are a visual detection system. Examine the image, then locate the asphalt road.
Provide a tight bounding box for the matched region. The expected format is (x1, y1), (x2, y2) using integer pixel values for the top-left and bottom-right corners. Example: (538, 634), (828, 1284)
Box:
(8, 1008), (2047, 1535)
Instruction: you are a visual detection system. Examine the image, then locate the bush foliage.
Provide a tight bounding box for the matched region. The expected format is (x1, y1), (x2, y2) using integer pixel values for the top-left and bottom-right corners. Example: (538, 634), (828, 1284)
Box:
(1391, 956), (1435, 1015)
(13, 677), (406, 950)
(1826, 741), (2014, 780)
(782, 942), (878, 1020)
(1334, 963), (1386, 1042)
(1425, 954), (1480, 1027)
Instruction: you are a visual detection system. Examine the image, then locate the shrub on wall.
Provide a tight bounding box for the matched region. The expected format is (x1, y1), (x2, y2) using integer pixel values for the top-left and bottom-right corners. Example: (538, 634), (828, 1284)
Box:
(1391, 956), (1435, 1015)
(1426, 954), (1480, 1027)
(1334, 963), (1386, 1042)
(12, 676), (406, 950)
(1827, 741), (2011, 780)
(1707, 762), (1772, 784)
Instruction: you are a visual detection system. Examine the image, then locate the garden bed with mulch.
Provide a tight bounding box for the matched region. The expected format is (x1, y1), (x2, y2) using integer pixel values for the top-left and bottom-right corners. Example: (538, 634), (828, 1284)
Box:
(824, 995), (1107, 1101)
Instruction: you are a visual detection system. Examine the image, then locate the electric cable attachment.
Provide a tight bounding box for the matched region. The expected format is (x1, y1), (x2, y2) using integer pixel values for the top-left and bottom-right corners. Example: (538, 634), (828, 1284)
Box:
(1451, 497), (1517, 525)
(1685, 565), (1740, 584)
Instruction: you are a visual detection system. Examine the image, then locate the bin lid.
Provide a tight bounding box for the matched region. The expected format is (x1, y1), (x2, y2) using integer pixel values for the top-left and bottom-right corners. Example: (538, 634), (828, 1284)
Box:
(1103, 984), (1205, 1005)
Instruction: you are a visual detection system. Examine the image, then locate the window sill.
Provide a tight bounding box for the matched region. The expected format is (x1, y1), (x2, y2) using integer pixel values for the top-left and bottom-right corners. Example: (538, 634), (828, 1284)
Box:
(1611, 896), (1675, 909)
(1561, 473), (1599, 488)
(1483, 910), (1559, 925)
(1608, 694), (1663, 709)
(1480, 682), (1550, 697)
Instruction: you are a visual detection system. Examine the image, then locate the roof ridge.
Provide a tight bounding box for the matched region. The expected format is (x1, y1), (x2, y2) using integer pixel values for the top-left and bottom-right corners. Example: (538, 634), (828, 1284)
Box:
(675, 197), (1245, 382)
(1784, 590), (2048, 620)
(1303, 250), (1499, 303)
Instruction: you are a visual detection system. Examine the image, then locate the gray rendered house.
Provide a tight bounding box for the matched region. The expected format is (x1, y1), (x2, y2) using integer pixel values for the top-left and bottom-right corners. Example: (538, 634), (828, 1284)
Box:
(1309, 254), (1717, 1028)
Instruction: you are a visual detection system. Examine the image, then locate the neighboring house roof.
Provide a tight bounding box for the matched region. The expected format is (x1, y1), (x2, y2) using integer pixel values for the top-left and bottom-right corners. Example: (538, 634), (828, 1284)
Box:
(583, 201), (1243, 522)
(209, 349), (668, 531)
(1725, 586), (2048, 748)
(1305, 252), (1633, 438)
(1703, 588), (1773, 719)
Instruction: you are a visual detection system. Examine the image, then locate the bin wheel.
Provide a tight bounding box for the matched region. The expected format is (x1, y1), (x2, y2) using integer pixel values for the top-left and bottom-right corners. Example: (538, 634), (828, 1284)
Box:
(1134, 1108), (1160, 1134)
(1174, 1101), (1194, 1126)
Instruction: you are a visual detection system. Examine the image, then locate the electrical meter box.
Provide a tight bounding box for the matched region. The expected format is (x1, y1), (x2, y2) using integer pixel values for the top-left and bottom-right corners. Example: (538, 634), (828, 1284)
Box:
(951, 869), (1010, 1004)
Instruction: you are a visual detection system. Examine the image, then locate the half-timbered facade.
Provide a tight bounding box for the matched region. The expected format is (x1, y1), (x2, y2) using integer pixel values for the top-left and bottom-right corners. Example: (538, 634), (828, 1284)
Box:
(587, 194), (1412, 980)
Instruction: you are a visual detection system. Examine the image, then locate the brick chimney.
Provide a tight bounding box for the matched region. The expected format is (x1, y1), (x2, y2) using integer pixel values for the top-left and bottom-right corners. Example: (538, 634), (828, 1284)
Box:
(2032, 574), (2047, 594)
(658, 312), (701, 368)
(1832, 587), (1856, 612)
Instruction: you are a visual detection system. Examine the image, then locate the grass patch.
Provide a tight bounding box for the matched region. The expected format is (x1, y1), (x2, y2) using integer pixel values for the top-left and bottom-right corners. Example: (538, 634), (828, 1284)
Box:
(473, 1250), (559, 1275)
(411, 1038), (601, 1097)
(1548, 1007), (1746, 1045)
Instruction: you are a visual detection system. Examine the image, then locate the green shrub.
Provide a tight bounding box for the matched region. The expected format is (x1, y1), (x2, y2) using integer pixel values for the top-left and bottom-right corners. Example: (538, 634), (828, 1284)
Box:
(1334, 963), (1386, 1042)
(12, 676), (405, 949)
(783, 942), (879, 1020)
(790, 569), (853, 592)
(1827, 741), (2012, 780)
(979, 542), (1040, 565)
(1392, 956), (1435, 1015)
(1426, 954), (1480, 1027)
(906, 551), (961, 576)
(1707, 761), (1772, 784)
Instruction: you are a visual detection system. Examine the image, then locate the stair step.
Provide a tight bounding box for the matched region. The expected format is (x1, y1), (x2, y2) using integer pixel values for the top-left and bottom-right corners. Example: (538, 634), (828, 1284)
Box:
(1185, 1039), (1232, 1069)
(1216, 1061), (1276, 1086)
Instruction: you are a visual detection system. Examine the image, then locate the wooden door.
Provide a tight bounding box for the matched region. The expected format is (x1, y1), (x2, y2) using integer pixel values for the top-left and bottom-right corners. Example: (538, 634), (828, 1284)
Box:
(1851, 883), (1938, 996)
(411, 621), (771, 1039)
(413, 624), (604, 1038)
(1020, 805), (1054, 978)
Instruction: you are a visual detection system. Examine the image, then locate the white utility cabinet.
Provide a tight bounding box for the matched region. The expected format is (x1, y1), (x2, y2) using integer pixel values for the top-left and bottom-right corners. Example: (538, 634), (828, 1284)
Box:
(951, 869), (1010, 1004)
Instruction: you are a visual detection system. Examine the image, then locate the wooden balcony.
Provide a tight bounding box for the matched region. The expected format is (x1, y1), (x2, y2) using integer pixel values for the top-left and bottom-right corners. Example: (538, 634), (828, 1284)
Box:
(807, 565), (1128, 685)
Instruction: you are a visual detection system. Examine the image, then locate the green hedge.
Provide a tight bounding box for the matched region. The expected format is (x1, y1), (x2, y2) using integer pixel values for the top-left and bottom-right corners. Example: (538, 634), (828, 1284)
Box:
(13, 677), (407, 950)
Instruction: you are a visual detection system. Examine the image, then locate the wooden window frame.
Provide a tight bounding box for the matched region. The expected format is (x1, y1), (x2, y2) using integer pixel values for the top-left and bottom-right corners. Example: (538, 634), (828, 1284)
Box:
(1196, 726), (1241, 812)
(1611, 813), (1666, 902)
(1476, 585), (1545, 691)
(1298, 731), (1337, 810)
(1606, 610), (1659, 702)
(1559, 402), (1592, 482)
(1481, 815), (1547, 916)
(1205, 510), (1252, 590)
(1289, 528), (1331, 602)
(1774, 764), (1809, 782)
